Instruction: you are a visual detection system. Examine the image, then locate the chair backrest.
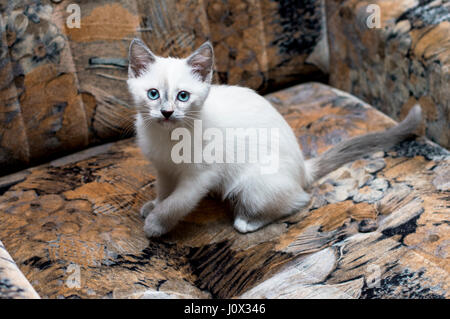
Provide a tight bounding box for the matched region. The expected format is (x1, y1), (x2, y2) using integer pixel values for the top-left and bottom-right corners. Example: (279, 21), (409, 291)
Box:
(326, 0), (450, 149)
(0, 0), (327, 176)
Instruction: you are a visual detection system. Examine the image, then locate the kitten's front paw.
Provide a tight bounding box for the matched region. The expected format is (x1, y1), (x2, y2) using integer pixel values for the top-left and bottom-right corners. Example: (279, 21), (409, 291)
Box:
(140, 200), (157, 218)
(143, 213), (168, 238)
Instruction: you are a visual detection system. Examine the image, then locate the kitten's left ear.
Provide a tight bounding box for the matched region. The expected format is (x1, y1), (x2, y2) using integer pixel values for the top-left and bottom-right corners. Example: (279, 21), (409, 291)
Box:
(187, 41), (214, 83)
(128, 39), (156, 78)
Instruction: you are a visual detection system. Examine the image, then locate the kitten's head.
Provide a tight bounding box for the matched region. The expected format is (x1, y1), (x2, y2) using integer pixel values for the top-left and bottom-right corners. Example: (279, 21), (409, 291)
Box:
(127, 39), (214, 129)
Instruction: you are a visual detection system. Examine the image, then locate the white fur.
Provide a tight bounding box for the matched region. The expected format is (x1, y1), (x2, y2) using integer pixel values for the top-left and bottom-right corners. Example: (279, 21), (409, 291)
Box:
(129, 39), (422, 237)
(128, 41), (421, 237)
(127, 41), (316, 237)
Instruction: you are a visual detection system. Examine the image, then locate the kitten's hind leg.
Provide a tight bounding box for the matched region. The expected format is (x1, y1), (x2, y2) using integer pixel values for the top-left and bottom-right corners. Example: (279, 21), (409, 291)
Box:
(233, 216), (267, 233)
(140, 200), (156, 218)
(232, 176), (310, 234)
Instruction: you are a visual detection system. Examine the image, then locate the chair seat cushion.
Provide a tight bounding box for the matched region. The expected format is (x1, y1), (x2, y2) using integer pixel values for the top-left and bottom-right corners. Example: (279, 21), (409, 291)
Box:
(0, 82), (448, 298)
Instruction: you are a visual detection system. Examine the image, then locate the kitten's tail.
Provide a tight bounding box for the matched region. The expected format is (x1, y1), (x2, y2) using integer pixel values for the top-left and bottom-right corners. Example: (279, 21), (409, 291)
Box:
(305, 104), (422, 186)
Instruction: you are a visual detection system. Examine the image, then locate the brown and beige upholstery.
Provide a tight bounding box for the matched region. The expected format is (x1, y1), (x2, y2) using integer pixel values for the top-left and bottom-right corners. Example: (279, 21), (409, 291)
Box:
(327, 0), (450, 148)
(0, 0), (448, 298)
(0, 0), (327, 175)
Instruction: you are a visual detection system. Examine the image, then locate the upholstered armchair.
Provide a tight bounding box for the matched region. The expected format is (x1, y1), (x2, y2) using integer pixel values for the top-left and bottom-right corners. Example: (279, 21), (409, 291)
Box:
(0, 0), (448, 298)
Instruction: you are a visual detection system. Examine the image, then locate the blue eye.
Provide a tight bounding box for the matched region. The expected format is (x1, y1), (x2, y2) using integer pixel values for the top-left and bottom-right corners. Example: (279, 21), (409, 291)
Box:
(177, 91), (190, 102)
(148, 89), (160, 100)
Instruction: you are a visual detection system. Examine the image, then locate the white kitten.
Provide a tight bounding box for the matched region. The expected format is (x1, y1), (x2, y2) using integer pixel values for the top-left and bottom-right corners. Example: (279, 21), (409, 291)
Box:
(127, 39), (422, 237)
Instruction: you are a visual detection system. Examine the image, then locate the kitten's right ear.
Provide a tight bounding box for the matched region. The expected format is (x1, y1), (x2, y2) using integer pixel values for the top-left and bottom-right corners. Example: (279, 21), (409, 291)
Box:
(128, 39), (156, 78)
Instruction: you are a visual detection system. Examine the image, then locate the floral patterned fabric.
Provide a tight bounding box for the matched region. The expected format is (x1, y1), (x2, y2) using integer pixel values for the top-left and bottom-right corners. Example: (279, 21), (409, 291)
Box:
(0, 83), (448, 298)
(326, 0), (450, 149)
(0, 0), (327, 175)
(0, 1), (448, 299)
(0, 1), (88, 176)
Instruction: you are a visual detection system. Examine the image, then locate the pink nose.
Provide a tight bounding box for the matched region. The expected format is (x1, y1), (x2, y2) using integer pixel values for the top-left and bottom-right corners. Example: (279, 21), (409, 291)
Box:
(161, 109), (174, 119)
